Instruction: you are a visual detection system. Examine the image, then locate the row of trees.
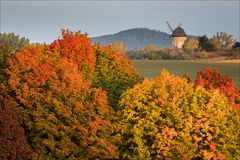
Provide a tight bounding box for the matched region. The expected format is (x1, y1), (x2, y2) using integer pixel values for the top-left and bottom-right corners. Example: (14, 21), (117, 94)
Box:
(0, 31), (140, 159)
(0, 31), (239, 159)
(184, 32), (238, 52)
(105, 32), (239, 55)
(143, 32), (239, 53)
(125, 32), (239, 60)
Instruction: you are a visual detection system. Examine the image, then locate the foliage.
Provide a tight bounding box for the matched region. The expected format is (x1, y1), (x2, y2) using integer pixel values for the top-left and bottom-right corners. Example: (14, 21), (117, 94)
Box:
(46, 29), (96, 80)
(144, 44), (159, 52)
(212, 32), (236, 49)
(182, 38), (199, 52)
(109, 40), (128, 54)
(204, 39), (222, 51)
(0, 32), (29, 54)
(0, 97), (32, 160)
(232, 41), (240, 48)
(118, 70), (240, 159)
(199, 33), (236, 51)
(94, 45), (141, 109)
(195, 67), (240, 108)
(200, 50), (208, 59)
(0, 33), (29, 68)
(126, 48), (190, 60)
(198, 35), (209, 50)
(5, 35), (118, 159)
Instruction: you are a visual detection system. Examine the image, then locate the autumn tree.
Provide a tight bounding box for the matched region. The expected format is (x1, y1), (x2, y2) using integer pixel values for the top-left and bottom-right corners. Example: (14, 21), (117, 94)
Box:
(5, 32), (118, 159)
(118, 70), (240, 159)
(0, 98), (32, 160)
(94, 45), (141, 109)
(212, 32), (236, 49)
(182, 38), (199, 52)
(46, 29), (96, 80)
(195, 67), (240, 108)
(204, 38), (222, 51)
(109, 40), (128, 54)
(144, 44), (159, 52)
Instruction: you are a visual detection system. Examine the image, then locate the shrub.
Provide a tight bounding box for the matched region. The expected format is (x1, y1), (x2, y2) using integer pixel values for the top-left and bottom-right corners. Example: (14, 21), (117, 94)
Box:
(94, 45), (141, 109)
(200, 50), (208, 59)
(0, 97), (32, 160)
(204, 39), (221, 51)
(118, 70), (240, 159)
(182, 38), (199, 53)
(232, 41), (240, 49)
(5, 35), (118, 159)
(144, 44), (159, 52)
(195, 67), (240, 108)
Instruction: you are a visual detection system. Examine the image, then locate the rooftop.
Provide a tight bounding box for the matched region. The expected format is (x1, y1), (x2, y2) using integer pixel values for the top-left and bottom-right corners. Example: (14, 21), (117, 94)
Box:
(172, 27), (187, 37)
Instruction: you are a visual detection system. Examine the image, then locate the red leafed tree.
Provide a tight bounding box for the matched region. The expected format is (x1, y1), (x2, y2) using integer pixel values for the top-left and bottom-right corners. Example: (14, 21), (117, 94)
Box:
(46, 29), (96, 79)
(195, 67), (240, 108)
(5, 40), (118, 158)
(0, 98), (32, 160)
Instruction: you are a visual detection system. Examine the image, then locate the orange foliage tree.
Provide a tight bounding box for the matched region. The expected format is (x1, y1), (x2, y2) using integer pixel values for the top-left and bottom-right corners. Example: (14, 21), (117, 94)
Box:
(5, 32), (118, 159)
(94, 45), (141, 109)
(195, 67), (240, 108)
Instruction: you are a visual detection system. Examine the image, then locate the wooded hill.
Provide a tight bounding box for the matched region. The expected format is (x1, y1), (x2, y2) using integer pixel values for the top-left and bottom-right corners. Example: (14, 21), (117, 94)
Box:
(91, 28), (172, 50)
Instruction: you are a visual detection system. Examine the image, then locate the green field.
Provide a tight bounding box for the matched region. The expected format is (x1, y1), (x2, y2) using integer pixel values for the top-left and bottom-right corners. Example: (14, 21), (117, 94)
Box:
(133, 60), (240, 88)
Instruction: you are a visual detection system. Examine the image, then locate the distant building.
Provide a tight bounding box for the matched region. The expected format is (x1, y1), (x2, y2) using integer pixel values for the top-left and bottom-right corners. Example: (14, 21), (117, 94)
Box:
(166, 22), (187, 48)
(172, 27), (187, 48)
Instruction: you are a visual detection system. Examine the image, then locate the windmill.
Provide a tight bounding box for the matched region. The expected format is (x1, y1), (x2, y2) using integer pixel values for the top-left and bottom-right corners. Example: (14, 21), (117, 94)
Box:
(166, 21), (187, 48)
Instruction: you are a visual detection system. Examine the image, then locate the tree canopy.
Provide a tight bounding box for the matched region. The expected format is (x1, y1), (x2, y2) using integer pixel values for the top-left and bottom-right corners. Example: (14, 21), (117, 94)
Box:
(118, 70), (240, 159)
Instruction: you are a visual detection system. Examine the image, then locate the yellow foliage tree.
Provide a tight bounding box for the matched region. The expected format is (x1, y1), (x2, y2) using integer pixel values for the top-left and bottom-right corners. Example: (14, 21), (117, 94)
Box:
(183, 38), (199, 52)
(144, 44), (159, 52)
(118, 69), (239, 159)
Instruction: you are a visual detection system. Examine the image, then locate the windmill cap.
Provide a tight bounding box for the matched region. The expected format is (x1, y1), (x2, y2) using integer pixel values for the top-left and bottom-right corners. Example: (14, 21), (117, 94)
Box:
(172, 27), (187, 37)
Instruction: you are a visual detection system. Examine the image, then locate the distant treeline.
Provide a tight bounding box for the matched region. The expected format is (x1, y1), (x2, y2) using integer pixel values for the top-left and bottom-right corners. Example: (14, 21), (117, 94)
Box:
(126, 32), (240, 60)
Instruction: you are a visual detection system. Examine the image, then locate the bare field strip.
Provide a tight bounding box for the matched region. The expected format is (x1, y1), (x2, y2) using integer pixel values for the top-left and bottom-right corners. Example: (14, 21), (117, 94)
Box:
(133, 60), (240, 88)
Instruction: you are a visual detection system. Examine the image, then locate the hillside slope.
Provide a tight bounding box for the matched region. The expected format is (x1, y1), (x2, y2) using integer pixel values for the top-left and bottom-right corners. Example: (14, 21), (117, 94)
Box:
(91, 28), (172, 50)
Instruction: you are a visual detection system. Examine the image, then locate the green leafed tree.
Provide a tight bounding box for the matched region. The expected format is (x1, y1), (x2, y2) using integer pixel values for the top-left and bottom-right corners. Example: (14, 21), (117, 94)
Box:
(0, 32), (29, 54)
(94, 45), (141, 109)
(0, 33), (29, 68)
(198, 35), (209, 50)
(232, 41), (240, 48)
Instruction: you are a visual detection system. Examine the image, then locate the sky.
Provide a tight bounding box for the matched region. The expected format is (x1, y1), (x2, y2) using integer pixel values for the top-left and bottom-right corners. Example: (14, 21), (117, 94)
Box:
(1, 0), (239, 43)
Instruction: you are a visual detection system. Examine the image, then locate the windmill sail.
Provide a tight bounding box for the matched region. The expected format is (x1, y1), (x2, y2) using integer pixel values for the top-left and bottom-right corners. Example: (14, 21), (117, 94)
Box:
(166, 21), (173, 32)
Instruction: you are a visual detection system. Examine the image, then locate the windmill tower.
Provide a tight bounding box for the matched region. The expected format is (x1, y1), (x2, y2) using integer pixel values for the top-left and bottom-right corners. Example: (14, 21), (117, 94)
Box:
(166, 21), (187, 48)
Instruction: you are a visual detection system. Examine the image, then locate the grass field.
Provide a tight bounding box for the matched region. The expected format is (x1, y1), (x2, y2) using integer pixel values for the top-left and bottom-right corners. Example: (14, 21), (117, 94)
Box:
(133, 60), (240, 88)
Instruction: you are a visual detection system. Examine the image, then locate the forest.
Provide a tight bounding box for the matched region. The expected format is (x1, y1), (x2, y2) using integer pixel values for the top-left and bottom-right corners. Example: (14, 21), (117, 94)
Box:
(0, 30), (239, 160)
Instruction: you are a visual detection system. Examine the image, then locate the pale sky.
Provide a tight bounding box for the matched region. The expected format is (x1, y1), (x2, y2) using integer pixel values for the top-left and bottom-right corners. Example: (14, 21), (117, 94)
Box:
(1, 0), (239, 43)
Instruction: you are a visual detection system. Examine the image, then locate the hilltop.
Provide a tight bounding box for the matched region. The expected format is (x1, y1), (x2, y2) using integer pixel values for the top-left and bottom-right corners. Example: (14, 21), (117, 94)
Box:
(91, 28), (172, 50)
